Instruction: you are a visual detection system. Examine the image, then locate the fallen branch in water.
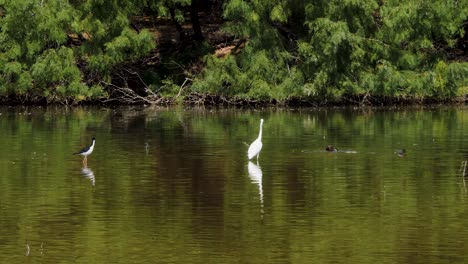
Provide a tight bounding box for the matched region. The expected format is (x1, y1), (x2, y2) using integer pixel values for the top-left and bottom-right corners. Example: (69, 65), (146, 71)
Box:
(100, 81), (173, 105)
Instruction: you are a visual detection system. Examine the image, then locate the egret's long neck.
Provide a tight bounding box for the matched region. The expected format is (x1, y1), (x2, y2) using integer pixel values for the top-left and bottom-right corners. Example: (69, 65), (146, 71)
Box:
(258, 121), (263, 140)
(90, 139), (95, 149)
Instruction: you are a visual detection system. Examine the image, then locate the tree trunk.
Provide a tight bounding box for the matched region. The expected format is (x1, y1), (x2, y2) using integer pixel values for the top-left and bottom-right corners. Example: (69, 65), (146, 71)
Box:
(170, 8), (185, 41)
(190, 0), (204, 41)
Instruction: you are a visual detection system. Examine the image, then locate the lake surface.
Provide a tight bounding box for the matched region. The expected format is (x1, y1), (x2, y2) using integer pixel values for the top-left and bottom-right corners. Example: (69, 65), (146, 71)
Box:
(1, 105), (468, 263)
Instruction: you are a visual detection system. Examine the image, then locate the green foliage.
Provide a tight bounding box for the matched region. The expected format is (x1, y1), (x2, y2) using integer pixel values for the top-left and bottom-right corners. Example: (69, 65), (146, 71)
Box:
(194, 0), (468, 103)
(31, 47), (81, 92)
(193, 0), (304, 101)
(0, 0), (466, 104)
(192, 45), (298, 100)
(0, 0), (155, 103)
(87, 28), (155, 73)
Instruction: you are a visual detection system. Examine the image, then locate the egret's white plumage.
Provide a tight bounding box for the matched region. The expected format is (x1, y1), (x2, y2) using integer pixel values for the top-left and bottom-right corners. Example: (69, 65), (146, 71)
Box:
(248, 119), (264, 160)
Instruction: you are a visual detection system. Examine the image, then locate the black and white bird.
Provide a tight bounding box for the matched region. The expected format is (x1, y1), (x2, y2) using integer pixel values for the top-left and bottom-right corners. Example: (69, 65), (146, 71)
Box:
(75, 137), (95, 166)
(325, 145), (338, 152)
(395, 149), (406, 157)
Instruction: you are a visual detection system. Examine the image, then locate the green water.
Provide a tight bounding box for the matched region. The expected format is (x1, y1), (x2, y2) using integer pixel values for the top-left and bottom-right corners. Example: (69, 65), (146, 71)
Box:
(1, 106), (468, 263)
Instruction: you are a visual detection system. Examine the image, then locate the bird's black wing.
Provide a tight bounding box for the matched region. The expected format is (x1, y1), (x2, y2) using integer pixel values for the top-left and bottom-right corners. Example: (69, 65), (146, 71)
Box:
(74, 145), (90, 155)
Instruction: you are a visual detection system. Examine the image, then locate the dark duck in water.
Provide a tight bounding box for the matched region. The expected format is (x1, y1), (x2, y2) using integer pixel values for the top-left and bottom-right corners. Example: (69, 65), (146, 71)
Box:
(325, 145), (338, 152)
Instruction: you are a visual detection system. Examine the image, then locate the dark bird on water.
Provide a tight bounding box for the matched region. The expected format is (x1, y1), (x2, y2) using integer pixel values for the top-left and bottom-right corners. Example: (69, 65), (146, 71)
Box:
(395, 149), (406, 157)
(325, 145), (338, 152)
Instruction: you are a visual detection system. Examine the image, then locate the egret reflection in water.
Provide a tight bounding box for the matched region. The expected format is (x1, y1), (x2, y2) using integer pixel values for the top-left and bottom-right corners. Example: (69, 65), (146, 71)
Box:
(248, 161), (264, 214)
(81, 166), (95, 186)
(144, 142), (150, 155)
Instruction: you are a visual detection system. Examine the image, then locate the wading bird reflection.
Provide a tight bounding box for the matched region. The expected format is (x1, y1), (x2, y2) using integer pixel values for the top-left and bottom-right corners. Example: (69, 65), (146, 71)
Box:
(248, 161), (264, 215)
(81, 167), (95, 186)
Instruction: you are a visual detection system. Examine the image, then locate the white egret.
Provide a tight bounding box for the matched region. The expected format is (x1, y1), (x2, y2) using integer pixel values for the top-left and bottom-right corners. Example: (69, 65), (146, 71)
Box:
(248, 119), (264, 160)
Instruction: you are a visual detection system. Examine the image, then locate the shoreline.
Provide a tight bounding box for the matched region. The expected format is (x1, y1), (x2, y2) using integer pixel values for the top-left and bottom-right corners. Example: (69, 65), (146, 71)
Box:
(0, 93), (466, 107)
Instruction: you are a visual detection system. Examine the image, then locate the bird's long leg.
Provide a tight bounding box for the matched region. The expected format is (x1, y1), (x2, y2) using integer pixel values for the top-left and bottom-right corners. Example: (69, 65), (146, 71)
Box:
(83, 156), (88, 168)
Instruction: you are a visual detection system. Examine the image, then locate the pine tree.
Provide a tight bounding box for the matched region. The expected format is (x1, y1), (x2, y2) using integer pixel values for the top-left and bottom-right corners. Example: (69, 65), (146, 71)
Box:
(0, 0), (156, 102)
(193, 0), (468, 102)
